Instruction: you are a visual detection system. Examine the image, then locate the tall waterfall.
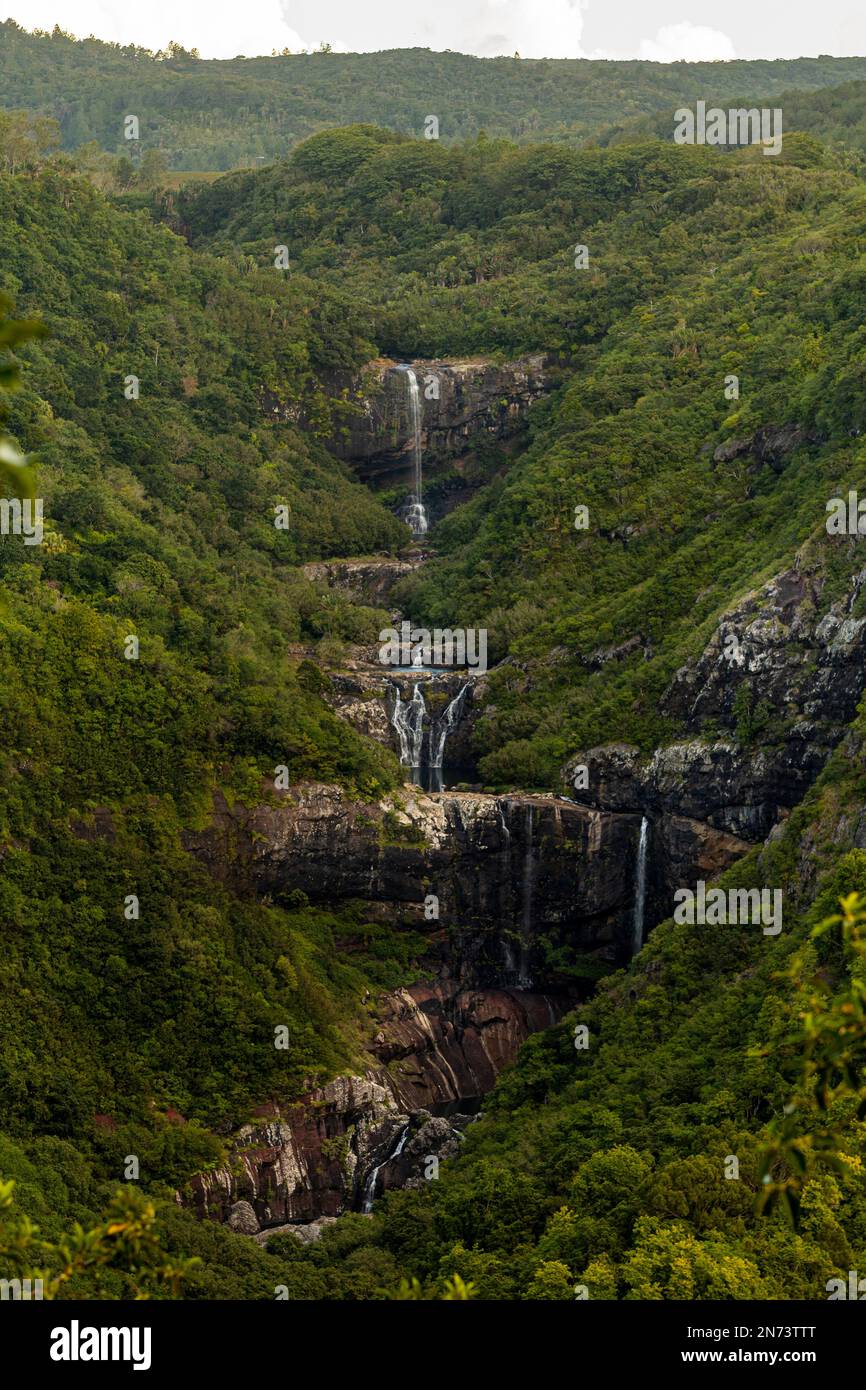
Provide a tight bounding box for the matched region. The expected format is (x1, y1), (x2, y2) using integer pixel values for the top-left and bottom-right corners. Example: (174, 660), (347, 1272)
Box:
(399, 366), (428, 537)
(390, 683), (426, 783)
(517, 804), (534, 987)
(632, 816), (649, 955)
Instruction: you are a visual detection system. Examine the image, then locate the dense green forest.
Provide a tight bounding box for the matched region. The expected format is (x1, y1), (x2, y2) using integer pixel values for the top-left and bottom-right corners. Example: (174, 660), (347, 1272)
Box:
(3, 37), (866, 1304)
(0, 139), (424, 1293)
(178, 122), (866, 787)
(6, 21), (866, 168)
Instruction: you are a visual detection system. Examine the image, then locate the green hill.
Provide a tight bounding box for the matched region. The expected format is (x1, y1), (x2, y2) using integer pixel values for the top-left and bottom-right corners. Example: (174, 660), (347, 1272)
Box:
(6, 21), (866, 168)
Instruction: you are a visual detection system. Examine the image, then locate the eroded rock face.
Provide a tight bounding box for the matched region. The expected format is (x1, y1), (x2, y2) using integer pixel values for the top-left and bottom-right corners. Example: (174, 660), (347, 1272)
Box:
(662, 561), (866, 761)
(188, 976), (560, 1229)
(190, 1076), (402, 1226)
(371, 982), (564, 1110)
(565, 554), (866, 926)
(712, 423), (820, 475)
(301, 555), (421, 609)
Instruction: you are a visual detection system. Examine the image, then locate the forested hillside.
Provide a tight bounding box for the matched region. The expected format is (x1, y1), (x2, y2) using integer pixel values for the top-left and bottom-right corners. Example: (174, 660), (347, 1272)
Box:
(5, 21), (866, 167)
(3, 47), (866, 1305)
(179, 124), (866, 785)
(598, 76), (866, 165)
(0, 148), (428, 1295)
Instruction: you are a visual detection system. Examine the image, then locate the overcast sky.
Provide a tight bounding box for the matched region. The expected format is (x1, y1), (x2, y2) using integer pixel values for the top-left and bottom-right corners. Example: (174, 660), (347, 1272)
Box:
(6, 0), (866, 61)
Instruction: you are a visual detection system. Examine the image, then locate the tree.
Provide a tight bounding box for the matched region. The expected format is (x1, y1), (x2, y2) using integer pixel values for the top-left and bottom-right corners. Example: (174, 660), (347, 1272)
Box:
(0, 109), (59, 174)
(0, 1179), (197, 1298)
(757, 890), (866, 1227)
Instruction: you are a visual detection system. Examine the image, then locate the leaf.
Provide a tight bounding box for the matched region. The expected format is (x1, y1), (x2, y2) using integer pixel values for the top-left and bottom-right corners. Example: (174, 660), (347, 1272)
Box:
(0, 436), (36, 502)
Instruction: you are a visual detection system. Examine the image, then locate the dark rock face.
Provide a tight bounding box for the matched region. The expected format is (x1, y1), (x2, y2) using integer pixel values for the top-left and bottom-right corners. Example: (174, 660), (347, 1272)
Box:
(371, 981), (564, 1110)
(322, 355), (549, 483)
(183, 785), (644, 979)
(182, 778), (652, 1232)
(712, 423), (820, 474)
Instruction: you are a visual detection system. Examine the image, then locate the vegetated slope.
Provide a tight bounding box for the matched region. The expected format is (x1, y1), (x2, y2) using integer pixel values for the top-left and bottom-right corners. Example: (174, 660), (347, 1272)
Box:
(5, 21), (866, 167)
(0, 157), (424, 1251)
(182, 124), (866, 787)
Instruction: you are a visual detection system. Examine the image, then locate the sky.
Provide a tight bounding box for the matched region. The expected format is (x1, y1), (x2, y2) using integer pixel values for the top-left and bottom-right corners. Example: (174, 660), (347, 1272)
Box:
(5, 0), (866, 62)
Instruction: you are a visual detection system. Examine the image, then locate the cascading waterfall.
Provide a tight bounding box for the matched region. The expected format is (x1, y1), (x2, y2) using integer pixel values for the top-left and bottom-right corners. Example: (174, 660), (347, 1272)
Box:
(631, 816), (649, 955)
(499, 800), (518, 977)
(399, 365), (428, 536)
(427, 684), (469, 792)
(389, 678), (469, 790)
(362, 1124), (410, 1213)
(390, 683), (426, 783)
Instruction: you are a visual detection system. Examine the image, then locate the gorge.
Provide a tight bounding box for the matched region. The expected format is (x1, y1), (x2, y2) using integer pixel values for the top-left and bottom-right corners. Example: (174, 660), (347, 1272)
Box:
(182, 358), (798, 1240)
(188, 349), (866, 1243)
(7, 86), (866, 1305)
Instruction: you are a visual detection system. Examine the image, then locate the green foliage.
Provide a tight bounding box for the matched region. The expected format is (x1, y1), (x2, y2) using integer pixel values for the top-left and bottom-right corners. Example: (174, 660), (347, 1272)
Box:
(4, 48), (866, 1303)
(4, 25), (866, 169)
(0, 1176), (196, 1298)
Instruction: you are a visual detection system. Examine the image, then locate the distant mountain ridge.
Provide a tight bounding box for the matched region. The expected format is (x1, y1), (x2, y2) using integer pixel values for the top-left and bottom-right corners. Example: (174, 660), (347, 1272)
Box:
(4, 20), (866, 168)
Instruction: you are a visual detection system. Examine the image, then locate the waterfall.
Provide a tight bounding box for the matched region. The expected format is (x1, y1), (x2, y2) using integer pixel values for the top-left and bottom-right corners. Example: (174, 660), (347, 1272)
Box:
(390, 683), (426, 783)
(427, 684), (469, 791)
(399, 366), (428, 536)
(497, 799), (511, 846)
(632, 816), (649, 955)
(517, 804), (534, 987)
(389, 677), (470, 791)
(362, 1124), (410, 1213)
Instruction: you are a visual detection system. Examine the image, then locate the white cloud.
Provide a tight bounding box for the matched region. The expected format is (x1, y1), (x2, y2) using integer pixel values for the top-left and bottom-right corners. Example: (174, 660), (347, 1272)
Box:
(638, 22), (736, 63)
(280, 0), (589, 58)
(10, 0), (310, 56)
(8, 0), (590, 58)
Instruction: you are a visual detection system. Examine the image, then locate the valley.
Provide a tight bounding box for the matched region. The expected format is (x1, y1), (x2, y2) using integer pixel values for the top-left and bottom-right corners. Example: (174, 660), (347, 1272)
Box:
(3, 34), (866, 1304)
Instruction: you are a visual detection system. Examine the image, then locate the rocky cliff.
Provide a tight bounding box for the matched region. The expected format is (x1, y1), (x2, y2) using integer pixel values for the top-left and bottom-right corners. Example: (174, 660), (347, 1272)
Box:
(188, 977), (564, 1230)
(323, 355), (549, 483)
(565, 547), (866, 930)
(183, 784), (647, 979)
